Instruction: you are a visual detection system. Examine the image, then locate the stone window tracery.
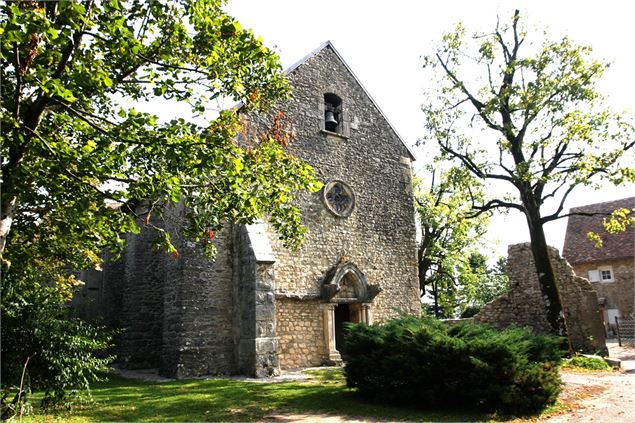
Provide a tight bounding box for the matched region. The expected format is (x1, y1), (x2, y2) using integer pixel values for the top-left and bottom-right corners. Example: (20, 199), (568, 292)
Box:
(323, 180), (355, 217)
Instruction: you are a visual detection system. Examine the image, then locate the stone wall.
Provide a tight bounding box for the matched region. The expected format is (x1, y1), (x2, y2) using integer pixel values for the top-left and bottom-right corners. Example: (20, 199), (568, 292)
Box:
(118, 221), (165, 369)
(276, 298), (327, 369)
(475, 243), (606, 354)
(232, 224), (279, 377)
(244, 44), (420, 323)
(159, 206), (236, 378)
(572, 258), (634, 320)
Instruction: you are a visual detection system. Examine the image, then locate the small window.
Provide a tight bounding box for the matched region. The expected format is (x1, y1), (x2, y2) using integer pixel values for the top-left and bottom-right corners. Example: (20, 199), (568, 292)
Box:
(598, 266), (614, 282)
(324, 93), (342, 133)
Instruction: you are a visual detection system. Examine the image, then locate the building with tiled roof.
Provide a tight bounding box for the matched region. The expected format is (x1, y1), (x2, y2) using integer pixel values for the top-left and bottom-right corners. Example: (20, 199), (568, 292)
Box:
(562, 197), (635, 334)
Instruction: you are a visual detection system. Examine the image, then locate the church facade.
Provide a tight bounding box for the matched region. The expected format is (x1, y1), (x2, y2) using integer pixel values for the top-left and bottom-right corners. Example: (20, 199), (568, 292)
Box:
(75, 42), (420, 378)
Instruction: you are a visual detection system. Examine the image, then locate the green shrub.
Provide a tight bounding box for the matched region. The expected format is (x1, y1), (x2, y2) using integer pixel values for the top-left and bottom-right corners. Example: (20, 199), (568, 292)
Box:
(460, 305), (481, 318)
(1, 285), (114, 418)
(563, 355), (611, 371)
(344, 316), (566, 415)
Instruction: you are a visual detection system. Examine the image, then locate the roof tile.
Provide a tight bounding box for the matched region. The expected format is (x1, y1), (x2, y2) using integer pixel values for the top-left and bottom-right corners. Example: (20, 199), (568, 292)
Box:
(562, 197), (635, 264)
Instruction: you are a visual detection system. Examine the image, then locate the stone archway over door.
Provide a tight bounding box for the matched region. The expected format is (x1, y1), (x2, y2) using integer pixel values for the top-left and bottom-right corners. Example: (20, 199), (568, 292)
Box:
(321, 261), (381, 364)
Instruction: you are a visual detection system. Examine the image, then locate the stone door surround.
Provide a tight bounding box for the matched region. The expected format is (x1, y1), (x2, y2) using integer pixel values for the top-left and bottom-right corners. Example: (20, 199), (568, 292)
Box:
(320, 260), (381, 363)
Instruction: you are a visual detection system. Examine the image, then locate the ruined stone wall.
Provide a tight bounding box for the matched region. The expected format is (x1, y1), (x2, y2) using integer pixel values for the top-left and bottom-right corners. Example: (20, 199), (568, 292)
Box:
(276, 298), (327, 369)
(245, 45), (420, 324)
(572, 259), (634, 319)
(475, 243), (606, 354)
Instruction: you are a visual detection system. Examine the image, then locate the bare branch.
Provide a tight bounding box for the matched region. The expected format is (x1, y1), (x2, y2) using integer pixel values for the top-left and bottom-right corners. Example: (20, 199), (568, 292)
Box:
(540, 183), (578, 223)
(543, 209), (615, 223)
(435, 53), (504, 132)
(137, 54), (208, 76)
(467, 198), (525, 218)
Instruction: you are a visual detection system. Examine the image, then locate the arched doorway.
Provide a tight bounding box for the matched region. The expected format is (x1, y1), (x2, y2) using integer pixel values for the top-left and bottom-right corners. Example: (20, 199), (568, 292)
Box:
(334, 303), (350, 356)
(321, 261), (381, 364)
(334, 302), (365, 358)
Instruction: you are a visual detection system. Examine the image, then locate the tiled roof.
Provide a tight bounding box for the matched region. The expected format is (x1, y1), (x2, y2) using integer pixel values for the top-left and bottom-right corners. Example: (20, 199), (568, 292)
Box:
(562, 197), (635, 264)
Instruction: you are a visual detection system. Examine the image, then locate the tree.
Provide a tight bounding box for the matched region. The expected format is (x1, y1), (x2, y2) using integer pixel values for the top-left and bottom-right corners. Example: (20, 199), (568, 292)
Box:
(459, 253), (508, 318)
(1, 0), (321, 412)
(421, 10), (635, 336)
(1, 0), (321, 263)
(416, 166), (489, 318)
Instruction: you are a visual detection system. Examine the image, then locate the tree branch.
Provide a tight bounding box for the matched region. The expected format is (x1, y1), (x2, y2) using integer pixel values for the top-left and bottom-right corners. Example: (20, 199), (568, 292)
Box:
(52, 0), (93, 79)
(467, 199), (525, 218)
(13, 43), (22, 120)
(435, 53), (504, 132)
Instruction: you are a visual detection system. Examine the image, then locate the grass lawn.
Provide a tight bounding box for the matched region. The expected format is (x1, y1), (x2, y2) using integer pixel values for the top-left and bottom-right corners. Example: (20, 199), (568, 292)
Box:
(22, 368), (499, 422)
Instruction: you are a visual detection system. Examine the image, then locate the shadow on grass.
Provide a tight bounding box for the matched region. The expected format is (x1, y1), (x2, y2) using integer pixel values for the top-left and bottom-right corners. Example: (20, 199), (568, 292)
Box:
(26, 372), (527, 422)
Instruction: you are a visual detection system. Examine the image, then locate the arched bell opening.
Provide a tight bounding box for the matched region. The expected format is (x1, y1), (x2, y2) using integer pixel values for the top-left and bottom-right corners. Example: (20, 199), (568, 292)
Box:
(324, 93), (342, 133)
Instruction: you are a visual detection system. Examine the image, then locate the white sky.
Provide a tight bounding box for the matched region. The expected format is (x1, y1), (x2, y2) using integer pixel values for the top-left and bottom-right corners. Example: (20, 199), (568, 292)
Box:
(225, 0), (635, 258)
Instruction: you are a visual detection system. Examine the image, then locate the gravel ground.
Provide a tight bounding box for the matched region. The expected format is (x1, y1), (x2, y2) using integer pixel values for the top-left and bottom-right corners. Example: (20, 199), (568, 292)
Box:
(540, 341), (635, 423)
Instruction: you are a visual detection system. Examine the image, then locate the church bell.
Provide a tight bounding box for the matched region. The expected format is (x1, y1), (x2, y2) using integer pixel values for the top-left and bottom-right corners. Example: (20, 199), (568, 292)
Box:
(325, 110), (338, 130)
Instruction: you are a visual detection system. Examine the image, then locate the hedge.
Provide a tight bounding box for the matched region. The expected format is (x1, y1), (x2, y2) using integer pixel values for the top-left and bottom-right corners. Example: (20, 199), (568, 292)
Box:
(344, 316), (566, 414)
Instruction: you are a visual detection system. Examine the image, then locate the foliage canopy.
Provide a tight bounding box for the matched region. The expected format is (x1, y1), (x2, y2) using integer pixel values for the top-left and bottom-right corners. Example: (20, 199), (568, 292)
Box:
(1, 0), (321, 413)
(415, 167), (506, 318)
(421, 10), (635, 336)
(1, 0), (322, 269)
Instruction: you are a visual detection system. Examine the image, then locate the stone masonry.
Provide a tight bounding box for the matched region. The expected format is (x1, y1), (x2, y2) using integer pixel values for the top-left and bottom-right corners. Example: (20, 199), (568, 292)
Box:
(475, 243), (606, 354)
(573, 259), (634, 323)
(244, 43), (421, 369)
(562, 197), (635, 334)
(73, 42), (421, 378)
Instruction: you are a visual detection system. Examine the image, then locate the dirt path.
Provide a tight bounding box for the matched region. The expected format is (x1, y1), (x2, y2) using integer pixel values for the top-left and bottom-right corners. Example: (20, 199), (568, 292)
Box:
(541, 342), (635, 423)
(268, 370), (635, 423)
(540, 370), (635, 423)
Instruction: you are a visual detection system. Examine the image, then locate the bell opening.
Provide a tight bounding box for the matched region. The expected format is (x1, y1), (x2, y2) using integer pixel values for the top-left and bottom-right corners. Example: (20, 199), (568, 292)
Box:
(324, 93), (342, 133)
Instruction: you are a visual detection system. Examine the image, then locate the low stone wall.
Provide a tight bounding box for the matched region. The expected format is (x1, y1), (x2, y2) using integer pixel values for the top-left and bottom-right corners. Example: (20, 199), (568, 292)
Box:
(276, 298), (327, 369)
(475, 243), (606, 354)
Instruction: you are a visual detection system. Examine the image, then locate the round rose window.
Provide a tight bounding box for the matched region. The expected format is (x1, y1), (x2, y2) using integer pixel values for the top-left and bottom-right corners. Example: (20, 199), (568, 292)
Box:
(323, 180), (355, 217)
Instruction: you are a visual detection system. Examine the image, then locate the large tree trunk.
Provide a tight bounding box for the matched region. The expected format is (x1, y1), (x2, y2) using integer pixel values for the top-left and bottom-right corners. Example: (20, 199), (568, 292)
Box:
(524, 205), (572, 348)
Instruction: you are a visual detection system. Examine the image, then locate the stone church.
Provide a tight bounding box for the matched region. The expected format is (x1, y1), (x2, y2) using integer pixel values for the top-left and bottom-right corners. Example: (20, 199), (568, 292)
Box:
(74, 41), (420, 378)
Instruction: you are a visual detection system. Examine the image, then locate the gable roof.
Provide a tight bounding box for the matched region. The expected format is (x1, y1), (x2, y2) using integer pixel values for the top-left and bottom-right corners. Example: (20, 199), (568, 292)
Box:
(562, 197), (635, 264)
(286, 41), (416, 161)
